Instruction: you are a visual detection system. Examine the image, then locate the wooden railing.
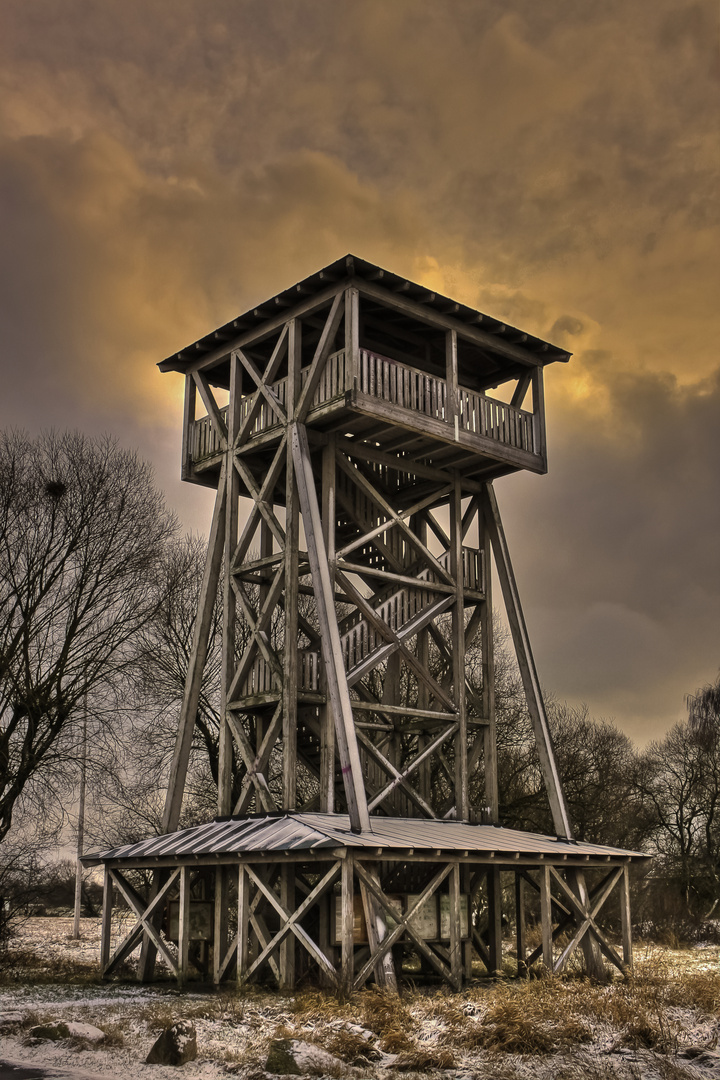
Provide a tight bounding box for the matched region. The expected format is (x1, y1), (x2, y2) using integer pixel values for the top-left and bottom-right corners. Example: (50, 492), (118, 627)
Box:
(237, 545), (482, 701)
(191, 348), (535, 461)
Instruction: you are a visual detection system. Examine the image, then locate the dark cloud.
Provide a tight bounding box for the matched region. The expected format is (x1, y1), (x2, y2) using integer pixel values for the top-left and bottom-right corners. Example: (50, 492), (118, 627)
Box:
(0, 0), (717, 744)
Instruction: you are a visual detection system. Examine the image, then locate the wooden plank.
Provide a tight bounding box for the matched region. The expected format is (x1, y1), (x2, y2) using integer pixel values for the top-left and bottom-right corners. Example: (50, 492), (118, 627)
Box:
(481, 482), (572, 839)
(480, 512), (498, 821)
(341, 856), (354, 993)
(218, 354), (242, 817)
(358, 863), (397, 990)
(296, 292), (345, 422)
(213, 867), (229, 984)
(291, 422), (370, 833)
(515, 873), (527, 977)
(100, 867), (113, 974)
(283, 319), (301, 810)
(449, 862), (462, 989)
(540, 865), (553, 970)
(178, 865), (190, 985)
(450, 475), (468, 819)
(350, 392), (544, 473)
(487, 867), (503, 973)
(193, 370), (228, 448)
(320, 436), (337, 813)
(354, 278), (544, 367)
(620, 865), (633, 971)
(335, 568), (457, 709)
(236, 323), (290, 445)
(181, 374), (196, 481)
(280, 865), (296, 989)
(237, 865), (250, 984)
(531, 366), (547, 468)
(162, 465), (227, 833)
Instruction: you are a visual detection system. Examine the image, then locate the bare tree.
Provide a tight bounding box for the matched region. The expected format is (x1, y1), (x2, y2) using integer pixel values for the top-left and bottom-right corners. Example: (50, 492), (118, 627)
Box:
(0, 429), (176, 844)
(688, 673), (720, 745)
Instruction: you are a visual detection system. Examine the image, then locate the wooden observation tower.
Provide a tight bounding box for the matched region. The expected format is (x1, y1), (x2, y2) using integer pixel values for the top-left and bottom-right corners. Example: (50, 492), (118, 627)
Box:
(84, 256), (646, 989)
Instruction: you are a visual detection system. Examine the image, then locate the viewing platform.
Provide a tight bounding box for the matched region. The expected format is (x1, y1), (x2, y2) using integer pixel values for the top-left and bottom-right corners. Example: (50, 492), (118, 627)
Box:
(191, 346), (540, 477)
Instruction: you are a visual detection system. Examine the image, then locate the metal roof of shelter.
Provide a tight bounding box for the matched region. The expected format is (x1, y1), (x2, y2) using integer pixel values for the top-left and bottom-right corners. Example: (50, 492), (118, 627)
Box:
(158, 254), (571, 373)
(82, 813), (647, 866)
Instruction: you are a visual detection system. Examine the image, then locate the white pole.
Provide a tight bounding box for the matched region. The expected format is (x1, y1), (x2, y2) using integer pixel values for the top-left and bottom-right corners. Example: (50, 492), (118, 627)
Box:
(72, 690), (87, 939)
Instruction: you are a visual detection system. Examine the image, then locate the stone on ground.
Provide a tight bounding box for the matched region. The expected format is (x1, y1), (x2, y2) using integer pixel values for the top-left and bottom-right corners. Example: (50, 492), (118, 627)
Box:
(265, 1037), (345, 1075)
(146, 1018), (197, 1066)
(29, 1020), (106, 1043)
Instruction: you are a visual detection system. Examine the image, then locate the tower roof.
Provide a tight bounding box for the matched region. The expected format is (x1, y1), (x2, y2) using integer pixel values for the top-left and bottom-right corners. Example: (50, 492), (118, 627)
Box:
(159, 254), (570, 373)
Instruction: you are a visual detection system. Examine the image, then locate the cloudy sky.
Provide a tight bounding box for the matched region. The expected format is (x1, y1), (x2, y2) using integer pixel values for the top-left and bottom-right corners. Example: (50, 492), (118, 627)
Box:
(1, 0), (718, 744)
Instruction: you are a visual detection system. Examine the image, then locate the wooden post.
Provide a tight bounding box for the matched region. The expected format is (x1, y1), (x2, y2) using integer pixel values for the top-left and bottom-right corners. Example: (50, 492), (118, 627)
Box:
(515, 873), (527, 977)
(531, 365), (547, 466)
(283, 319), (301, 810)
(219, 354), (242, 816)
(100, 866), (113, 974)
(540, 865), (553, 970)
(291, 422), (370, 833)
(341, 855), (354, 994)
(280, 865), (296, 989)
(320, 435), (337, 813)
(445, 329), (459, 440)
(359, 864), (397, 990)
(213, 866), (228, 985)
(345, 286), (359, 391)
(479, 510), (498, 820)
(481, 482), (572, 839)
(449, 861), (462, 989)
(181, 373), (197, 481)
(162, 468), (226, 833)
(178, 865), (190, 986)
(237, 864), (249, 984)
(450, 473), (468, 820)
(487, 867), (503, 973)
(620, 864), (633, 972)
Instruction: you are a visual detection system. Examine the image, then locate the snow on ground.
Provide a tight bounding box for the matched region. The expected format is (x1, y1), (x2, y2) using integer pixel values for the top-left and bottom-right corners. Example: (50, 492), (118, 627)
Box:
(1, 919), (720, 1079)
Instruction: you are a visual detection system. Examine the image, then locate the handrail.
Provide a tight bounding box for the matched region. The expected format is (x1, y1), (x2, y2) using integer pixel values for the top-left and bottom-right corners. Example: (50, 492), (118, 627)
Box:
(191, 347), (535, 461)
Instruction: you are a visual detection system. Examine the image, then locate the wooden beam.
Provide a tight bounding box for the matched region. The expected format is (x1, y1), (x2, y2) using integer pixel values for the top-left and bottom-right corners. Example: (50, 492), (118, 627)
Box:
(162, 464), (227, 833)
(481, 482), (572, 838)
(354, 278), (544, 368)
(291, 422), (370, 833)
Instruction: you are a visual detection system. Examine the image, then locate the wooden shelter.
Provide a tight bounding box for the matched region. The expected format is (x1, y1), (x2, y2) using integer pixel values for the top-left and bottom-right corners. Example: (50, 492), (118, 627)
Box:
(83, 255), (647, 988)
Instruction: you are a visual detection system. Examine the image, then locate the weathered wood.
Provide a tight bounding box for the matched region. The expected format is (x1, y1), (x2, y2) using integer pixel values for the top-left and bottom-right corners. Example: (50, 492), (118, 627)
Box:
(193, 370), (228, 448)
(449, 862), (462, 989)
(283, 319), (301, 811)
(100, 866), (113, 973)
(620, 865), (633, 971)
(354, 278), (544, 368)
(296, 292), (345, 422)
(479, 509), (498, 820)
(291, 422), (370, 833)
(280, 865), (296, 989)
(213, 867), (229, 984)
(341, 856), (354, 994)
(218, 354), (242, 816)
(481, 482), (572, 838)
(540, 865), (553, 970)
(487, 867), (503, 972)
(181, 374), (197, 481)
(320, 435), (337, 813)
(178, 865), (190, 985)
(450, 474), (468, 819)
(358, 863), (397, 990)
(515, 873), (527, 976)
(162, 465), (227, 833)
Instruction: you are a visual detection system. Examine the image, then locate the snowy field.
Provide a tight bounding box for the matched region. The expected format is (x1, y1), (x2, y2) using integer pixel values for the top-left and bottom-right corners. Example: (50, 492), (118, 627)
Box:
(1, 917), (720, 1079)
